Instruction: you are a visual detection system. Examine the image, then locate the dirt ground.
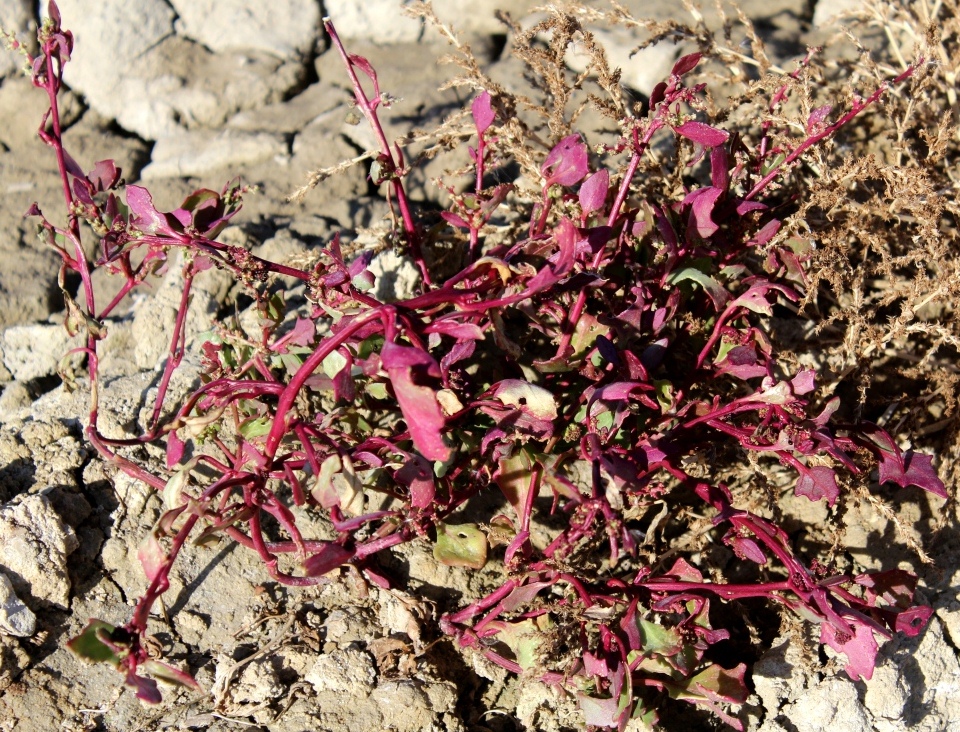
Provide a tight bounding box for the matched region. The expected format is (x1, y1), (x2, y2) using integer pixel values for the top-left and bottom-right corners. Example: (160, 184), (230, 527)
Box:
(0, 1), (958, 731)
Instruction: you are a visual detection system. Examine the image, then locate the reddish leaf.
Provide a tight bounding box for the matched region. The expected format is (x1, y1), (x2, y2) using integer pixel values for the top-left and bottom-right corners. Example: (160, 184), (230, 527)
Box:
(579, 169), (609, 214)
(441, 211), (470, 229)
(137, 529), (166, 584)
(878, 449), (947, 498)
(675, 121), (729, 148)
(165, 430), (185, 469)
(807, 104), (833, 133)
(126, 185), (178, 237)
(542, 134), (589, 187)
(472, 91), (495, 134)
(672, 52), (702, 76)
(726, 532), (767, 564)
(795, 466), (840, 505)
(381, 342), (451, 461)
(396, 455), (435, 508)
(303, 542), (355, 576)
(127, 672), (162, 704)
(820, 618), (879, 682)
(348, 53), (380, 98)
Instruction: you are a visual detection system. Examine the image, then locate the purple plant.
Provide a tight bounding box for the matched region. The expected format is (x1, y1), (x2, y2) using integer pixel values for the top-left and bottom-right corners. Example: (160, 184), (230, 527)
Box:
(11, 4), (946, 728)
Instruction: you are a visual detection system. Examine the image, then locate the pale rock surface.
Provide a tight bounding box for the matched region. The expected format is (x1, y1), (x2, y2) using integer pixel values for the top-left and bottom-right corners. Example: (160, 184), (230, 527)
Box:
(0, 0), (35, 79)
(0, 493), (78, 607)
(0, 635), (29, 692)
(140, 129), (288, 179)
(369, 249), (420, 302)
(565, 27), (679, 97)
(324, 0), (422, 44)
(305, 647), (377, 696)
(780, 677), (871, 732)
(44, 2), (305, 140)
(0, 570), (35, 637)
(813, 0), (864, 27)
(169, 0), (321, 58)
(0, 322), (83, 382)
(752, 634), (808, 722)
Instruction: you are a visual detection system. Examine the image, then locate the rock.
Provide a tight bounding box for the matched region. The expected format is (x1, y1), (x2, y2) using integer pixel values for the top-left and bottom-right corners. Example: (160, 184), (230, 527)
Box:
(305, 647), (377, 696)
(0, 634), (29, 692)
(370, 680), (433, 732)
(47, 2), (306, 140)
(0, 493), (78, 607)
(812, 0), (864, 27)
(0, 322), (83, 382)
(324, 0), (422, 44)
(0, 382), (31, 422)
(0, 571), (35, 637)
(0, 0), (36, 80)
(369, 249), (421, 302)
(230, 655), (284, 705)
(140, 129), (288, 179)
(228, 78), (350, 135)
(863, 662), (908, 727)
(779, 677), (871, 732)
(564, 27), (679, 97)
(430, 0), (538, 35)
(903, 616), (960, 731)
(169, 0), (322, 59)
(0, 75), (84, 152)
(752, 634), (807, 720)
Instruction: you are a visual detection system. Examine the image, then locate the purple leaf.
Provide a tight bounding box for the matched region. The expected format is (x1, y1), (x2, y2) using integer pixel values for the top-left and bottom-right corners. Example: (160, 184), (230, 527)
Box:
(165, 430), (185, 469)
(424, 320), (485, 340)
(672, 52), (702, 76)
(711, 145), (730, 190)
(893, 605), (933, 636)
(127, 672), (162, 704)
(807, 104), (833, 133)
(795, 466), (840, 505)
(675, 121), (729, 148)
(524, 217), (578, 292)
(878, 449), (947, 498)
(579, 169), (609, 215)
(578, 694), (620, 728)
(441, 211), (470, 229)
(303, 542), (355, 576)
(381, 342), (451, 461)
(472, 91), (495, 134)
(716, 345), (767, 380)
(137, 530), (166, 584)
(87, 159), (121, 191)
(725, 532), (767, 564)
(396, 455), (435, 508)
(542, 134), (589, 187)
(348, 53), (380, 98)
(683, 186), (723, 239)
(790, 368), (816, 395)
(126, 185), (178, 237)
(820, 618), (879, 682)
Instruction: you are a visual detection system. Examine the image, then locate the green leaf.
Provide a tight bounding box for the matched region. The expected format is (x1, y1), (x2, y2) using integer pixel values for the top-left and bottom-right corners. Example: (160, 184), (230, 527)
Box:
(322, 349), (348, 379)
(365, 382), (389, 400)
(67, 620), (121, 665)
(238, 417), (271, 439)
(434, 522), (488, 569)
(487, 617), (548, 671)
(141, 660), (203, 691)
(667, 265), (730, 309)
(638, 618), (683, 656)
